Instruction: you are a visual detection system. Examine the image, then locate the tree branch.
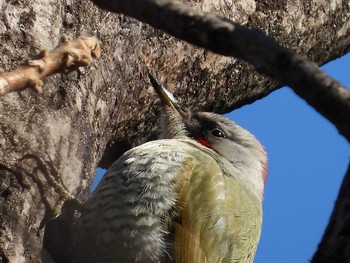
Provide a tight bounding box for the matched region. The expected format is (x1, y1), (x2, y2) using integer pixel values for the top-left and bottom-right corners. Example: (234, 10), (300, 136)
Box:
(91, 0), (350, 142)
(0, 35), (101, 97)
(312, 162), (350, 263)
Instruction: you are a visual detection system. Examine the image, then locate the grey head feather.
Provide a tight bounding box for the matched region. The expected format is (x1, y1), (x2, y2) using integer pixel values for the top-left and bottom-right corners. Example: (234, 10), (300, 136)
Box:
(185, 112), (267, 200)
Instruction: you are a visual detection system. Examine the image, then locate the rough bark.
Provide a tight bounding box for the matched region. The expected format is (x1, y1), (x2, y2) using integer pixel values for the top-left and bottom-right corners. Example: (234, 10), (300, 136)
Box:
(92, 0), (350, 142)
(0, 0), (349, 262)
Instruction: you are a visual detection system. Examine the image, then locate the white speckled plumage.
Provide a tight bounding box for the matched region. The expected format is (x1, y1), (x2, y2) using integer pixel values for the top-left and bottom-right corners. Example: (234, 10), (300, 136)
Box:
(75, 140), (190, 262)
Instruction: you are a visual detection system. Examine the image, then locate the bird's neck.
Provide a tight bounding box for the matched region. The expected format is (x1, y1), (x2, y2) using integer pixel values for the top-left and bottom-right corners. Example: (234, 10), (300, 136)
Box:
(223, 155), (265, 203)
(188, 140), (265, 203)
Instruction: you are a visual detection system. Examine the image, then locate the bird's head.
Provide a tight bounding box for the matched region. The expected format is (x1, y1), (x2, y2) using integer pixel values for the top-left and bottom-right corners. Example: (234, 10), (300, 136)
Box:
(149, 74), (268, 199)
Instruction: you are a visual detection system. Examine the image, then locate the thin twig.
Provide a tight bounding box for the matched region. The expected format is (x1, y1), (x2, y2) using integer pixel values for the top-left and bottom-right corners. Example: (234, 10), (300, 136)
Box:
(0, 35), (101, 97)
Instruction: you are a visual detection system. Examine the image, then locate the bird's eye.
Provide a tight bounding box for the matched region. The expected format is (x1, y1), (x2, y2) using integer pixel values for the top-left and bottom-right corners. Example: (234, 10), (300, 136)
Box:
(210, 128), (226, 138)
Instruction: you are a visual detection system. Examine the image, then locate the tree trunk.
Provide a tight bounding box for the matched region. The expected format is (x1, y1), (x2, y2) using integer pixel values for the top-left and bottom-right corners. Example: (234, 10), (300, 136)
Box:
(0, 0), (348, 262)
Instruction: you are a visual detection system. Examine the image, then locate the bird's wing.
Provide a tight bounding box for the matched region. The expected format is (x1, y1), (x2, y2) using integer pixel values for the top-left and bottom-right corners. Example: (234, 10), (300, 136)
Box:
(76, 139), (199, 263)
(171, 147), (263, 263)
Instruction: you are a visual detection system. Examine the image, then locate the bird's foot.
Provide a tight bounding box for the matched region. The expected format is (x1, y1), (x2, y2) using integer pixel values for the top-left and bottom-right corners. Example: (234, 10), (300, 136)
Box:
(18, 153), (84, 228)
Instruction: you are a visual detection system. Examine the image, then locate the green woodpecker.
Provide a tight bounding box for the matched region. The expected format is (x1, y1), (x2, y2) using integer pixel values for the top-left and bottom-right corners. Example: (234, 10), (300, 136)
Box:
(75, 75), (267, 263)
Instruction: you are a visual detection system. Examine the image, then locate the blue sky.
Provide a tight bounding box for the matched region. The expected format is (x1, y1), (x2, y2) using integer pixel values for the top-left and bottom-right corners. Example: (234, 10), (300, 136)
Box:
(93, 52), (349, 262)
(228, 53), (350, 262)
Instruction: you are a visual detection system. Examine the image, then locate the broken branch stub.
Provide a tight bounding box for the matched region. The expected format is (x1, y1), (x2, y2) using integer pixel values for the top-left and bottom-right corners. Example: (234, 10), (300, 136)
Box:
(0, 35), (101, 97)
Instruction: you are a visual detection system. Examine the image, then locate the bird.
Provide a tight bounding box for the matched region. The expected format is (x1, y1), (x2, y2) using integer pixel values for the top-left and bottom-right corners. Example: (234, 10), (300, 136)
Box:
(74, 74), (268, 263)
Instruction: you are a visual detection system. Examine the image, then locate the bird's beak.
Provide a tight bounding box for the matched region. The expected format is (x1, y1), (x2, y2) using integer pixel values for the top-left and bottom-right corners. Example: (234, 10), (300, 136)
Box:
(149, 73), (187, 117)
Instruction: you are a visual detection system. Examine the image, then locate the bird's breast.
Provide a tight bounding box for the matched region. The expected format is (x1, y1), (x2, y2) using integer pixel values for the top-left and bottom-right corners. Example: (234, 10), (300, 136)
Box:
(170, 143), (263, 263)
